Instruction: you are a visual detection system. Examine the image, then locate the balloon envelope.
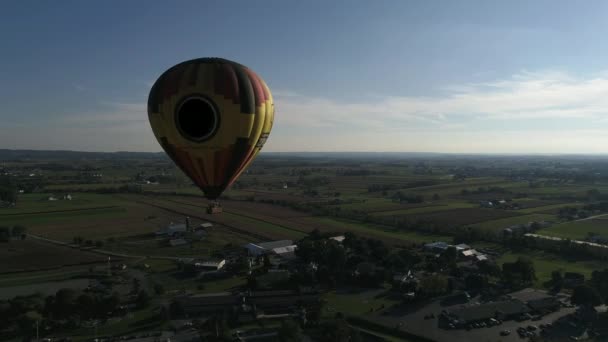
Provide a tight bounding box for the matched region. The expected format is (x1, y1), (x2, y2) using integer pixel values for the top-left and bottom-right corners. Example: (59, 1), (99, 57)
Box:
(147, 58), (274, 199)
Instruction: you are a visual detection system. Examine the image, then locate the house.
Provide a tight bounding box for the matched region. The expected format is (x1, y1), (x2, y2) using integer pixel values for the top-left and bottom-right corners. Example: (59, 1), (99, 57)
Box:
(329, 235), (346, 243)
(455, 243), (471, 252)
(156, 223), (188, 237)
(424, 241), (450, 253)
(271, 245), (298, 260)
(169, 238), (188, 247)
(195, 259), (226, 271)
(244, 240), (294, 256)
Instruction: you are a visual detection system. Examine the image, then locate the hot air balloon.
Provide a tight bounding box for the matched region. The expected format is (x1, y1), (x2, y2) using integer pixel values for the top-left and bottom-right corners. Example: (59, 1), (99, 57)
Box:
(147, 58), (274, 213)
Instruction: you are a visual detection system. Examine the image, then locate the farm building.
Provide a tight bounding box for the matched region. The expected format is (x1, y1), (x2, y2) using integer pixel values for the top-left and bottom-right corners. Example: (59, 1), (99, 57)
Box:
(424, 241), (450, 253)
(156, 223), (188, 237)
(272, 245), (297, 259)
(329, 235), (346, 243)
(455, 243), (471, 251)
(440, 299), (530, 327)
(509, 288), (560, 314)
(244, 240), (294, 256)
(194, 259), (226, 271)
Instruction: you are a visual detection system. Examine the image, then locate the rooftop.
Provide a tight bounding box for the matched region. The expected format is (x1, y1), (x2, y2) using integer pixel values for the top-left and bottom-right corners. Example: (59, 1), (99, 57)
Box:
(449, 300), (529, 322)
(257, 240), (294, 250)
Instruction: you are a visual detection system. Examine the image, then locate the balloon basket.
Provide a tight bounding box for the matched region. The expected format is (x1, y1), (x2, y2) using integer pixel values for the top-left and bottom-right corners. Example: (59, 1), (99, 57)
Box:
(207, 203), (223, 214)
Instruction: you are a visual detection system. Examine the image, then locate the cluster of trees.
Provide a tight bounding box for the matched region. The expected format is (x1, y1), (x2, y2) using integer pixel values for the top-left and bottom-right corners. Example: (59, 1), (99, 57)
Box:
(0, 225), (26, 242)
(336, 168), (374, 176)
(72, 236), (104, 248)
(391, 192), (424, 203)
(460, 186), (509, 196)
(502, 257), (536, 288)
(0, 175), (17, 205)
(0, 288), (122, 338)
(292, 231), (419, 288)
(367, 184), (398, 193)
(567, 269), (608, 307)
(557, 206), (590, 221)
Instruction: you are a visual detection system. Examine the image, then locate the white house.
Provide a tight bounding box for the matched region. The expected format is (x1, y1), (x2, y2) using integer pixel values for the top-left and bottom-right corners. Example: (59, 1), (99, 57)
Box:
(195, 259), (226, 271)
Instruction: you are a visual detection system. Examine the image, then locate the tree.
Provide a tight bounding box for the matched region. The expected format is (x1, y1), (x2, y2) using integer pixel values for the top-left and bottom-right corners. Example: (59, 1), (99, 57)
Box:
(11, 225), (26, 238)
(132, 278), (141, 293)
(465, 274), (488, 292)
(0, 226), (10, 242)
(278, 319), (302, 342)
(550, 270), (563, 291)
(154, 283), (165, 295)
(263, 254), (271, 269)
(503, 257), (536, 287)
(572, 285), (602, 307)
(136, 290), (150, 308)
(418, 274), (449, 297)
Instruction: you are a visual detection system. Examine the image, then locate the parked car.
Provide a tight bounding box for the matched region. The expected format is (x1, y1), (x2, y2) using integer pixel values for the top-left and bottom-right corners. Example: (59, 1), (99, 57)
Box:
(500, 330), (511, 336)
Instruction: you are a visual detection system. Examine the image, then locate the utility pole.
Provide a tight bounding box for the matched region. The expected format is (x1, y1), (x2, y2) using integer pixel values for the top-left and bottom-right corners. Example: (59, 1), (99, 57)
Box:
(36, 320), (39, 341)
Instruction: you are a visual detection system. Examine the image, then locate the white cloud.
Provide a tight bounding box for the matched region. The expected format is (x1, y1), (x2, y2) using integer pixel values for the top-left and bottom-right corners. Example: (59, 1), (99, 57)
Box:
(274, 70), (608, 131)
(6, 70), (608, 153)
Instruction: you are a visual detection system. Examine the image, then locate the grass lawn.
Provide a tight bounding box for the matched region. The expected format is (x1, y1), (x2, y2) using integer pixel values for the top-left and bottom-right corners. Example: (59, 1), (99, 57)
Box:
(3, 193), (120, 214)
(471, 213), (556, 233)
(498, 250), (604, 287)
(537, 219), (608, 240)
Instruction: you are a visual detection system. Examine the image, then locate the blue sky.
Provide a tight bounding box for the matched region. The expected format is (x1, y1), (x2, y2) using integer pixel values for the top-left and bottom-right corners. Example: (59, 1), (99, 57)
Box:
(2, 0), (608, 153)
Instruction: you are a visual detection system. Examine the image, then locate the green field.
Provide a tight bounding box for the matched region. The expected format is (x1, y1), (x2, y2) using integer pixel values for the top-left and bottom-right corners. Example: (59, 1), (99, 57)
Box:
(371, 201), (476, 217)
(471, 213), (556, 233)
(222, 212), (307, 239)
(297, 216), (453, 244)
(538, 219), (608, 240)
(498, 250), (604, 287)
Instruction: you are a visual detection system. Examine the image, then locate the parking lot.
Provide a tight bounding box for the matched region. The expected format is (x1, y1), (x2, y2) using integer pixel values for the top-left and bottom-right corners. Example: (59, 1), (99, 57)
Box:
(368, 298), (577, 342)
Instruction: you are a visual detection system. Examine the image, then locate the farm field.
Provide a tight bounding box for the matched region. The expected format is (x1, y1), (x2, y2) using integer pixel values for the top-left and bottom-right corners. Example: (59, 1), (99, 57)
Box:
(537, 218), (608, 240)
(470, 213), (556, 233)
(294, 216), (453, 244)
(385, 207), (522, 226)
(0, 239), (108, 273)
(370, 201), (477, 217)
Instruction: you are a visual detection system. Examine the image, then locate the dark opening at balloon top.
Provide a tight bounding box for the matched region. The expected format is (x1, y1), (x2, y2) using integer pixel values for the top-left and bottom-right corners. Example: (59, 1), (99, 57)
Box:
(147, 58), (274, 200)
